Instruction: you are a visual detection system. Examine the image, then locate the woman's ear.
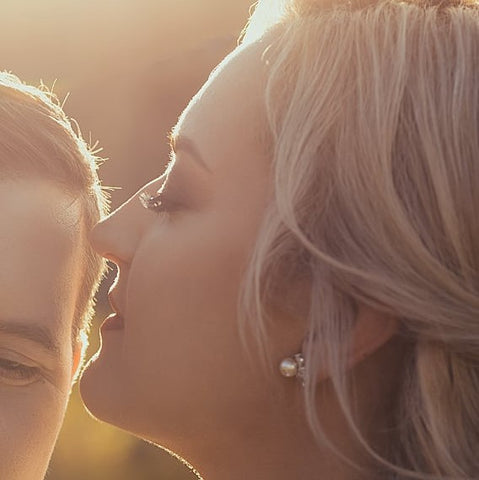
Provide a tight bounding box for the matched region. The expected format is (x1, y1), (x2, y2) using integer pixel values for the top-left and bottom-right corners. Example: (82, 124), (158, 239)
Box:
(313, 305), (400, 383)
(347, 305), (399, 369)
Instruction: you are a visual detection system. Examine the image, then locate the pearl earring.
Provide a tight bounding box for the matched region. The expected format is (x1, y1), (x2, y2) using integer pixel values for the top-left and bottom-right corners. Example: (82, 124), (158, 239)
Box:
(279, 353), (305, 381)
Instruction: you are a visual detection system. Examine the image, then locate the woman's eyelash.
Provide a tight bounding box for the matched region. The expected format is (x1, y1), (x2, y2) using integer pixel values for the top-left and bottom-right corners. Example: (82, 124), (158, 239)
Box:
(139, 191), (165, 213)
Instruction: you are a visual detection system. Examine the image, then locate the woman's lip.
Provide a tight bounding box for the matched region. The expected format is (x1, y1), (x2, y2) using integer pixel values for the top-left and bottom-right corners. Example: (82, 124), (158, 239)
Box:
(100, 313), (125, 332)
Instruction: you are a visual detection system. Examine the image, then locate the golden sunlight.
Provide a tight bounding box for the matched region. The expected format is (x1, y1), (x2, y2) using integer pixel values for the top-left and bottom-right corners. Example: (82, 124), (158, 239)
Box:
(0, 1), (253, 479)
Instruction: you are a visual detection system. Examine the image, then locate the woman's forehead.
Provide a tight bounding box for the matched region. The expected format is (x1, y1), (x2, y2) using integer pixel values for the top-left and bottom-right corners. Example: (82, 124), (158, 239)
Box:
(174, 41), (271, 171)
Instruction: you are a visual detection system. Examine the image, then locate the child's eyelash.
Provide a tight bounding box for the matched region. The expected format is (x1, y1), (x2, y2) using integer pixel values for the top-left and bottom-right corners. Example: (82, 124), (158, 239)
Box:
(0, 358), (41, 385)
(139, 191), (163, 212)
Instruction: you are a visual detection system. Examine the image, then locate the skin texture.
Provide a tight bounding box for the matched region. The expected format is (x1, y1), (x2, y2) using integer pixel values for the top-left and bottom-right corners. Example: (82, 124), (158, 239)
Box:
(81, 37), (401, 480)
(0, 178), (84, 480)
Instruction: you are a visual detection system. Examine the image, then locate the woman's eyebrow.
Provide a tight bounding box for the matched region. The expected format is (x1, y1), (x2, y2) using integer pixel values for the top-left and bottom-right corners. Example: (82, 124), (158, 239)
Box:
(168, 132), (212, 173)
(0, 320), (61, 357)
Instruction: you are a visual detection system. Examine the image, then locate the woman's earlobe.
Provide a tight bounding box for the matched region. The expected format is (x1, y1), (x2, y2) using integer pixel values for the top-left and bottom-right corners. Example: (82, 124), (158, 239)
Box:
(279, 307), (400, 386)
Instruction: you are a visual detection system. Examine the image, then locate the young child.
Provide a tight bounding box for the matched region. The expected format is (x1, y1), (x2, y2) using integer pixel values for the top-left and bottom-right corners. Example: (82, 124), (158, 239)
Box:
(0, 72), (108, 480)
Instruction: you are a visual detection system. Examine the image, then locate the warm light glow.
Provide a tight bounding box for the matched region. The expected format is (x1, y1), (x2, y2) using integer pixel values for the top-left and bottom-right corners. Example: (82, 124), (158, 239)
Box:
(1, 1), (254, 479)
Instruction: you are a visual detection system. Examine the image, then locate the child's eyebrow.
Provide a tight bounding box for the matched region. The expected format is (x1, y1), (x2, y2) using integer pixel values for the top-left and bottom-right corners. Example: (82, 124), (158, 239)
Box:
(0, 319), (61, 357)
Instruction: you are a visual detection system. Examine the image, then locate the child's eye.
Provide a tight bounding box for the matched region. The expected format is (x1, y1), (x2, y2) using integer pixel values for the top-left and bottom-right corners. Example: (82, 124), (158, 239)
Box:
(0, 358), (41, 386)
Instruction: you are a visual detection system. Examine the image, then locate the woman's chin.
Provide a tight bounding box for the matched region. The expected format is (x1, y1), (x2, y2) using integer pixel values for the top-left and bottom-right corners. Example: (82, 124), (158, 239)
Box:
(79, 350), (120, 423)
(79, 352), (150, 436)
(79, 326), (127, 418)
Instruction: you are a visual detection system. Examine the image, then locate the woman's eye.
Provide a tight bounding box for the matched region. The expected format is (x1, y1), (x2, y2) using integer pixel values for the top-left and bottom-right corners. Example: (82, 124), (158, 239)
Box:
(0, 358), (41, 386)
(139, 192), (164, 212)
(139, 191), (178, 215)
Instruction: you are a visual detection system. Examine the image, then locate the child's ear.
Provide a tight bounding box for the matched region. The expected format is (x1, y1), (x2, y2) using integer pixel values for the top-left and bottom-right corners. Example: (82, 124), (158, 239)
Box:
(71, 338), (85, 382)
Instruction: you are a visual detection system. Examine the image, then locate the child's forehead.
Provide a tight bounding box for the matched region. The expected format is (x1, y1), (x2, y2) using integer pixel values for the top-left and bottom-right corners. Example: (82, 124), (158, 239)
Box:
(0, 178), (87, 334)
(0, 178), (85, 253)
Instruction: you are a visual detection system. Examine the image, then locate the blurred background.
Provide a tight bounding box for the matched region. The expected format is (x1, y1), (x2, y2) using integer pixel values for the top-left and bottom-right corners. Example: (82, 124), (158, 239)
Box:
(0, 0), (254, 478)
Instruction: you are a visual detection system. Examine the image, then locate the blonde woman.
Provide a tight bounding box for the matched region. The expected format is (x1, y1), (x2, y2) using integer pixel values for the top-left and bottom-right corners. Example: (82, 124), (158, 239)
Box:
(80, 0), (479, 479)
(0, 72), (107, 480)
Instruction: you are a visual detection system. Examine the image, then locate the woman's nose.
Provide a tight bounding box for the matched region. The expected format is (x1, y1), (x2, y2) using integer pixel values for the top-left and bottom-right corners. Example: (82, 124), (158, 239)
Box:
(89, 214), (123, 262)
(88, 194), (148, 264)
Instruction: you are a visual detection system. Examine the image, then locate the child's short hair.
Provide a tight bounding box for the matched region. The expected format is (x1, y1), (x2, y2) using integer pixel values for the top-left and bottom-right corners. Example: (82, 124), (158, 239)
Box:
(0, 71), (109, 364)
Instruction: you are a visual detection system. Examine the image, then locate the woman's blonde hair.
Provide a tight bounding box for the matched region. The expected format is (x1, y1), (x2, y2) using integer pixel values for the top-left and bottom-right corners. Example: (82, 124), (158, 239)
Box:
(240, 1), (479, 478)
(0, 72), (109, 365)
